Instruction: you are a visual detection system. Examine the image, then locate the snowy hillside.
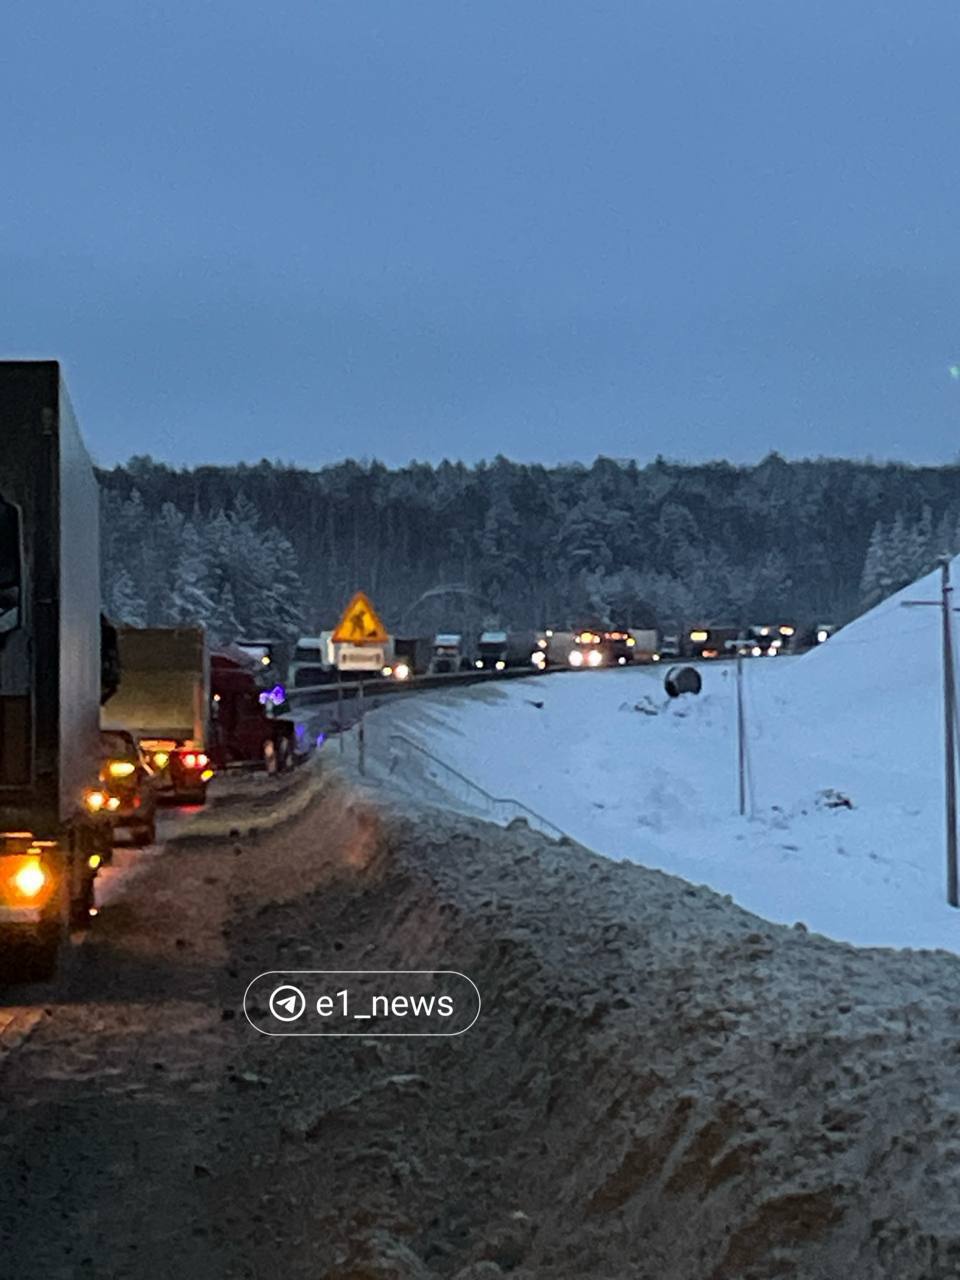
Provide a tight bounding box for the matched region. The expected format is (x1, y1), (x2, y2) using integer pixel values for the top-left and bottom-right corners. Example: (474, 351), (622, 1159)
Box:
(388, 562), (960, 953)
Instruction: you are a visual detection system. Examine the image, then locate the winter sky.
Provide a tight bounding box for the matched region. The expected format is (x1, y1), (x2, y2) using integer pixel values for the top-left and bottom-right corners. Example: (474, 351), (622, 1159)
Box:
(2, 3), (959, 470)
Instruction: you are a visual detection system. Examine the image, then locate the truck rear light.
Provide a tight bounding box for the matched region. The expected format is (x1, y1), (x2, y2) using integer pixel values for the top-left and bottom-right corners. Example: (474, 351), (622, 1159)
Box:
(11, 857), (46, 900)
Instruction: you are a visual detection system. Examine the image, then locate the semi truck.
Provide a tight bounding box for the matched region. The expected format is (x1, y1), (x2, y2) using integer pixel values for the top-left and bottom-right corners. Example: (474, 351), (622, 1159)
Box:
(429, 633), (467, 674)
(475, 629), (541, 671)
(0, 362), (110, 979)
(101, 625), (215, 803)
(209, 650), (301, 772)
(288, 633), (337, 687)
(386, 635), (432, 680)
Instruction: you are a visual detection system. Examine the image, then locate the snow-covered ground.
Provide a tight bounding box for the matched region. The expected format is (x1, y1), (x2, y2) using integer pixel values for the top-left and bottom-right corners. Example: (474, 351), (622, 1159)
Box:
(392, 563), (960, 953)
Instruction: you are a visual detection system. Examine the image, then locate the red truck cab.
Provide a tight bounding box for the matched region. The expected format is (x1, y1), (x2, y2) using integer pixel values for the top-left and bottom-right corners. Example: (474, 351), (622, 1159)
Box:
(209, 653), (297, 772)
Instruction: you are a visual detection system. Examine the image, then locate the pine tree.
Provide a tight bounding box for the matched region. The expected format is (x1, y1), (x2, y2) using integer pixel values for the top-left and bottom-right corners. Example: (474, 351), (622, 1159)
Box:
(107, 567), (147, 627)
(860, 522), (891, 603)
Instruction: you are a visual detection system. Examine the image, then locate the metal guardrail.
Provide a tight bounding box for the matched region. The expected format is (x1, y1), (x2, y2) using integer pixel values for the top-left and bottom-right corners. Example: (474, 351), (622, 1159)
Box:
(387, 732), (567, 841)
(285, 663), (561, 708)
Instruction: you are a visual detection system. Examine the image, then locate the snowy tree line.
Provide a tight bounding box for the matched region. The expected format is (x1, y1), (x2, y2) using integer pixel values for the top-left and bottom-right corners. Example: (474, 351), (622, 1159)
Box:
(98, 452), (960, 638)
(859, 507), (960, 606)
(100, 489), (304, 645)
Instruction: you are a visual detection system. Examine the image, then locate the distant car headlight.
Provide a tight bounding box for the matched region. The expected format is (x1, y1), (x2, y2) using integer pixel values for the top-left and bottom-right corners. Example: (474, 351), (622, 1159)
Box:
(568, 650), (584, 668)
(108, 760), (136, 778)
(495, 660), (506, 671)
(394, 662), (410, 681)
(587, 649), (602, 668)
(152, 751), (170, 770)
(84, 789), (106, 813)
(531, 651), (546, 669)
(474, 659), (484, 669)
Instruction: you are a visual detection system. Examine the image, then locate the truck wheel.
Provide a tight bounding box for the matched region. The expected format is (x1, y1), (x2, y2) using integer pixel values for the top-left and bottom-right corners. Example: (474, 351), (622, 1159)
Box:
(70, 873), (96, 929)
(8, 924), (63, 983)
(132, 818), (157, 847)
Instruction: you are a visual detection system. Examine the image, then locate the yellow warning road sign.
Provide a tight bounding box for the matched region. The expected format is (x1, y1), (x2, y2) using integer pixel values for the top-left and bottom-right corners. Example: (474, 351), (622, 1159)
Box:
(331, 592), (389, 645)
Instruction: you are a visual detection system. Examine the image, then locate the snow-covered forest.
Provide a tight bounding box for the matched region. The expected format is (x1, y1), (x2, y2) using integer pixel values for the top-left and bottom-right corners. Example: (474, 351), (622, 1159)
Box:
(98, 453), (960, 642)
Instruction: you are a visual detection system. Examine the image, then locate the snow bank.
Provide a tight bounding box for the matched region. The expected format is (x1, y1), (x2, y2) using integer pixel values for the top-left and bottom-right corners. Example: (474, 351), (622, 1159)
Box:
(368, 563), (960, 952)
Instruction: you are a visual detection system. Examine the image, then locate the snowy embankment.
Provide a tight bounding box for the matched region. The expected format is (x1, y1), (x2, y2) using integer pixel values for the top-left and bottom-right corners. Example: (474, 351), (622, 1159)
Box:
(381, 564), (960, 953)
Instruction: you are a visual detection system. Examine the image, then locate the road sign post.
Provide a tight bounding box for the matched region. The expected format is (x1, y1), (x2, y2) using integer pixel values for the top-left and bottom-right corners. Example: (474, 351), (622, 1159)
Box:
(331, 592), (386, 776)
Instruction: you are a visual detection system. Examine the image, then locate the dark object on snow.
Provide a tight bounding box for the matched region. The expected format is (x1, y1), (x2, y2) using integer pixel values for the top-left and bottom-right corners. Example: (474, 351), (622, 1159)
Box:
(664, 665), (702, 697)
(818, 788), (854, 810)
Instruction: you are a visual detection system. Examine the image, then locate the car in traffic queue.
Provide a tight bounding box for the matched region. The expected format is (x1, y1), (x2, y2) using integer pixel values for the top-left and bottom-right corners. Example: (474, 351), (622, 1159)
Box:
(95, 729), (161, 848)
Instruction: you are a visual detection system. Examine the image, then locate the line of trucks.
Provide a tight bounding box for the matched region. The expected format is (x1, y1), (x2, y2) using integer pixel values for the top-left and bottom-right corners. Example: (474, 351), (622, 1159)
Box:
(286, 619), (835, 688)
(0, 363), (310, 980)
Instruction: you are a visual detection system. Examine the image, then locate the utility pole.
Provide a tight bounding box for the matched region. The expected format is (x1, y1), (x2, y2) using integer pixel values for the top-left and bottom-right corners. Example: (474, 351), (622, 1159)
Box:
(725, 638), (749, 817)
(942, 559), (958, 907)
(736, 649), (747, 817)
(902, 555), (959, 907)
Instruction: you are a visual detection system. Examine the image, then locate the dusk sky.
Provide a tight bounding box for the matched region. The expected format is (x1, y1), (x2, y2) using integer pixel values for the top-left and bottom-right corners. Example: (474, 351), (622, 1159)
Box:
(2, 2), (959, 469)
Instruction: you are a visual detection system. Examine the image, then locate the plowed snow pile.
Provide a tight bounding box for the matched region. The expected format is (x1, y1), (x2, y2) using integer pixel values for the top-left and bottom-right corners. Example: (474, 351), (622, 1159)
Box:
(378, 560), (960, 952)
(222, 776), (960, 1277)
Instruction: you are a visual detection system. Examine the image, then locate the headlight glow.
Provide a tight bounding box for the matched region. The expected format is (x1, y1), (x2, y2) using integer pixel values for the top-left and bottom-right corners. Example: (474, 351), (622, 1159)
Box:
(108, 761), (136, 778)
(495, 660), (506, 671)
(13, 858), (46, 898)
(84, 789), (106, 813)
(394, 663), (410, 681)
(587, 649), (603, 668)
(569, 650), (584, 668)
(152, 751), (169, 770)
